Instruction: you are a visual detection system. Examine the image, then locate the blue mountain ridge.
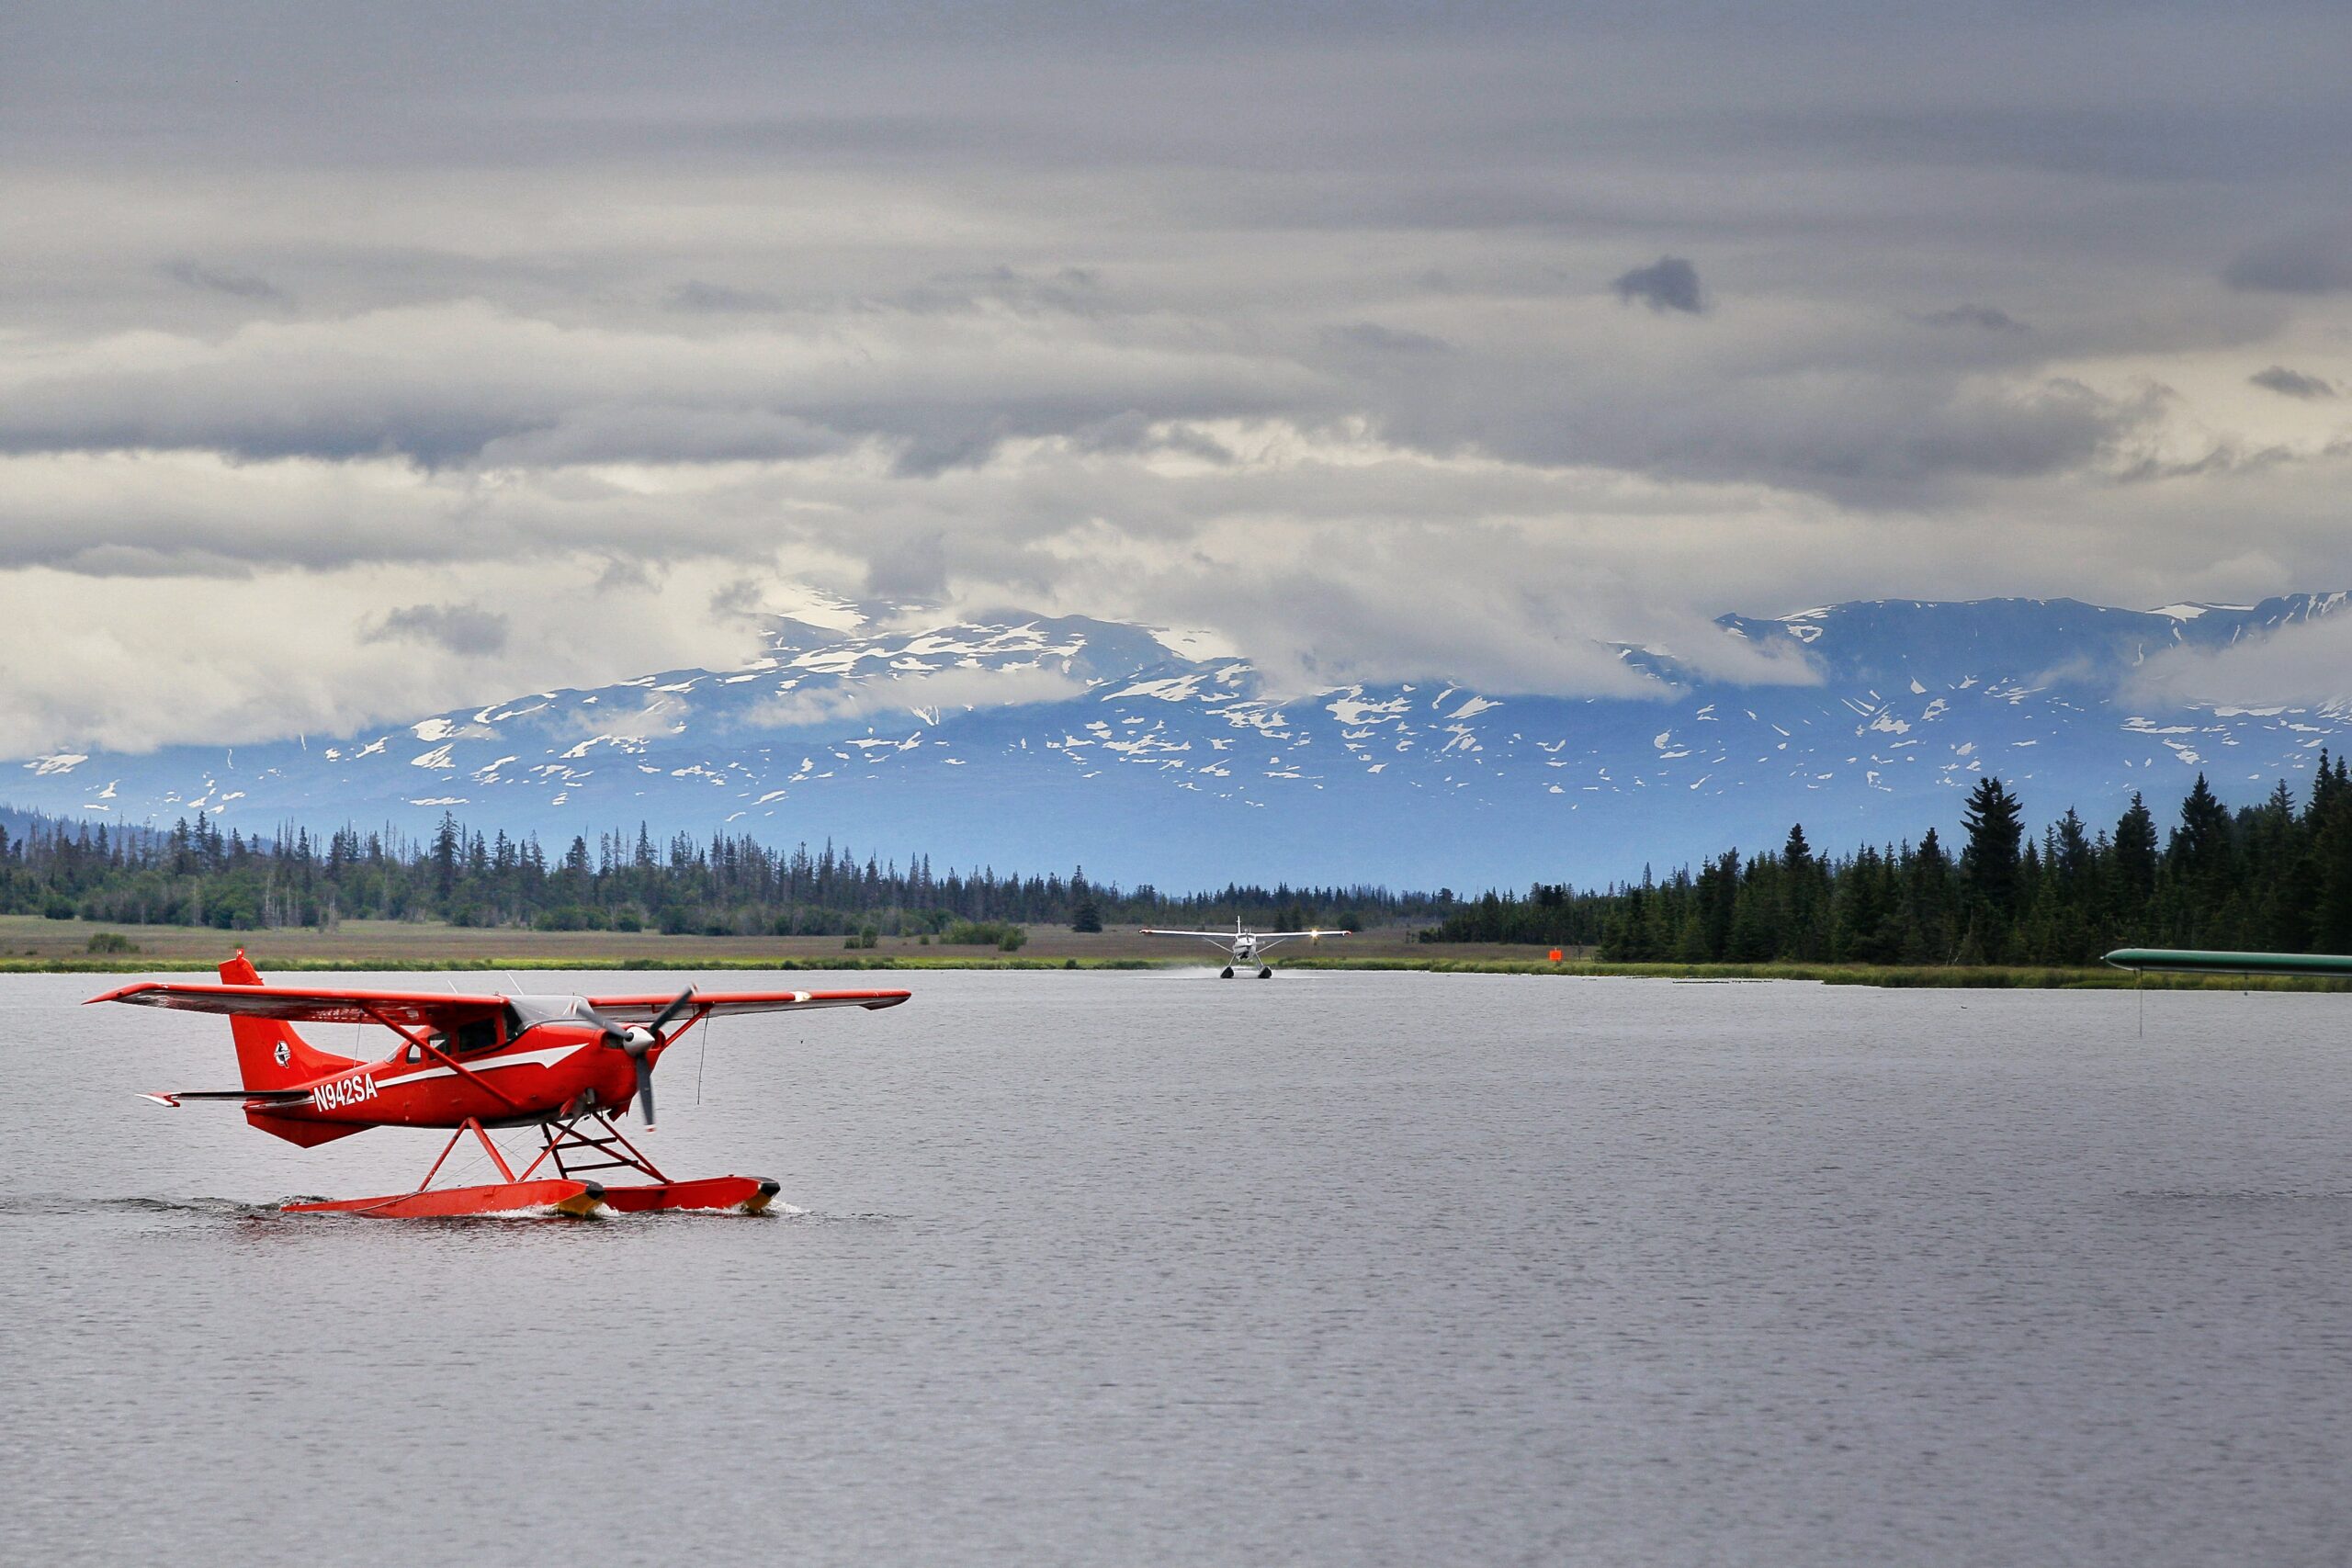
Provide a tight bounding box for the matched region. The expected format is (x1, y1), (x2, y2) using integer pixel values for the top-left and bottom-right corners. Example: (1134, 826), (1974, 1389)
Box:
(11, 594), (2352, 889)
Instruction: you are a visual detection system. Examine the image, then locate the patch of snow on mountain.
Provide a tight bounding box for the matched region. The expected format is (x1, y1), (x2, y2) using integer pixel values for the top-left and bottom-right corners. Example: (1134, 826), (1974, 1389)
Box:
(2151, 603), (2255, 619)
(1114, 673), (1212, 703)
(1146, 625), (1241, 661)
(1329, 691), (1410, 726)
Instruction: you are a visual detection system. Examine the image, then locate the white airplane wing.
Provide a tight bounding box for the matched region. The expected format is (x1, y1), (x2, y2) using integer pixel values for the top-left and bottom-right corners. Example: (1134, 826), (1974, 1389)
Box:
(1139, 929), (1240, 940)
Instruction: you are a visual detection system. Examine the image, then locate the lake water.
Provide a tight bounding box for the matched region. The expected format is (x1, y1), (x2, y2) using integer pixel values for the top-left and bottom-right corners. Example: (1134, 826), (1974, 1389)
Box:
(5, 968), (2352, 1566)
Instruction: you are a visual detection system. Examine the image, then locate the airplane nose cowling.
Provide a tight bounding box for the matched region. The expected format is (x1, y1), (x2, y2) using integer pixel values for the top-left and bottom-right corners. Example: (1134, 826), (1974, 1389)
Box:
(580, 986), (697, 1131)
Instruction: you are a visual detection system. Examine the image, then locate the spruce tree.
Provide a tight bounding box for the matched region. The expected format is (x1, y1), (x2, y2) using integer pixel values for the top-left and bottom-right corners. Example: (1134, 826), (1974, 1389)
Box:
(1900, 831), (1957, 964)
(2110, 794), (2159, 937)
(1960, 775), (2025, 958)
(1069, 870), (1103, 932)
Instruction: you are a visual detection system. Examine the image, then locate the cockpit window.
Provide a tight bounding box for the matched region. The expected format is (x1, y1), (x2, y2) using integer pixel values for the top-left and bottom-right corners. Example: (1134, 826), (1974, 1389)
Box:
(429, 1014), (506, 1054)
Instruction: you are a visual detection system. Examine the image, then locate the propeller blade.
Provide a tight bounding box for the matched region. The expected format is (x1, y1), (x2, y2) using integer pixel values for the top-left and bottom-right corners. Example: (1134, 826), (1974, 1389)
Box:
(578, 1004), (634, 1042)
(650, 986), (699, 1036)
(634, 1053), (657, 1130)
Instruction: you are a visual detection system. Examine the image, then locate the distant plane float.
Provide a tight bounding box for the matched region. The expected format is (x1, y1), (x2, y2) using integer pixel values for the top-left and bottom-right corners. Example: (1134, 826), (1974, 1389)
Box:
(1141, 918), (1351, 978)
(2105, 948), (2352, 979)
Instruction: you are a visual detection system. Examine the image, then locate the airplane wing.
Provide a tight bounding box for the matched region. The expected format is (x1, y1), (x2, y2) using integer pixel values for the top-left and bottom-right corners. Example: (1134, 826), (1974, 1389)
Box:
(1138, 929), (1238, 940)
(579, 987), (911, 1021)
(2104, 948), (2352, 978)
(86, 982), (507, 1030)
(1249, 929), (1351, 953)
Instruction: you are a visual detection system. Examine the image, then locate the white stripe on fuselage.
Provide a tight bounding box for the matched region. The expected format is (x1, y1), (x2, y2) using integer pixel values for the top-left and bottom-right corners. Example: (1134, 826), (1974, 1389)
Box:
(375, 1043), (592, 1089)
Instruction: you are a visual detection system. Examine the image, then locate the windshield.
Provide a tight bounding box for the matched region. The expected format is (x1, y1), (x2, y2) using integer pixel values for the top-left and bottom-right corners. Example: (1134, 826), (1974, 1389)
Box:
(505, 995), (594, 1037)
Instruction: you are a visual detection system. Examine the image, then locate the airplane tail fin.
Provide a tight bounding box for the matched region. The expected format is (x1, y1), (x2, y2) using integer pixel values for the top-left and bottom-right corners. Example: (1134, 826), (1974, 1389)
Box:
(219, 950), (360, 1092)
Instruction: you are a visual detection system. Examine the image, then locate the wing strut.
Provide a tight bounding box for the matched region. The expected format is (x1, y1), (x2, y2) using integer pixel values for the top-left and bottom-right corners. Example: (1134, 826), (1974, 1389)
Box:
(359, 1004), (526, 1112)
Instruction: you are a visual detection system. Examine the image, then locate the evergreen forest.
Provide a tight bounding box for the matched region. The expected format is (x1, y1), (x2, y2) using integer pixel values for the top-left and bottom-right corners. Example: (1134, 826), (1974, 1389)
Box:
(1427, 761), (2352, 965)
(0, 812), (1423, 938)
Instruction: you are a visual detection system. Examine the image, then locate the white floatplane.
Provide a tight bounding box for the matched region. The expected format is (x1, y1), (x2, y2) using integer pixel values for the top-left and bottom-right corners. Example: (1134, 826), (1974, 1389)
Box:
(1140, 918), (1351, 978)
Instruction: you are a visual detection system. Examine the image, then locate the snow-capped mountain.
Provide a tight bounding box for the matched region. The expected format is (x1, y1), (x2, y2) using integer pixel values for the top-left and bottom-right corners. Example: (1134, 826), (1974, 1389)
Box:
(15, 595), (2352, 888)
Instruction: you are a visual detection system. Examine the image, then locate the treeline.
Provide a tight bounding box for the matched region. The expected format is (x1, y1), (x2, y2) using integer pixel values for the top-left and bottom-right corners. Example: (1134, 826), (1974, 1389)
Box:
(0, 810), (1426, 937)
(1428, 760), (2352, 966)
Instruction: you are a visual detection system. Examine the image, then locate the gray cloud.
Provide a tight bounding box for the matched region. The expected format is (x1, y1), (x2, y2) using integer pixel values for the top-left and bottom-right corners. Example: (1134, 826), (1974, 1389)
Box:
(160, 258), (288, 302)
(1317, 321), (1452, 356)
(363, 603), (510, 657)
(594, 557), (660, 593)
(895, 266), (1105, 317)
(707, 578), (768, 619)
(749, 664), (1091, 730)
(2250, 365), (2337, 400)
(1920, 304), (2029, 333)
(665, 280), (784, 313)
(2135, 612), (2352, 707)
(2224, 227), (2352, 294)
(0, 299), (1312, 469)
(866, 532), (948, 599)
(1611, 256), (1703, 315)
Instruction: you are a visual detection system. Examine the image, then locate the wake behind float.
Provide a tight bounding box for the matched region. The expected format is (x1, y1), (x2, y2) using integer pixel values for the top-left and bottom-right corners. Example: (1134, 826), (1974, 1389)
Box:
(94, 950), (906, 1218)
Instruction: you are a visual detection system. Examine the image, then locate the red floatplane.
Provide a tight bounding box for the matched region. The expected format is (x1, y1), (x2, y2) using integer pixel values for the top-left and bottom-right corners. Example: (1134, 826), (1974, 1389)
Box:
(91, 952), (910, 1218)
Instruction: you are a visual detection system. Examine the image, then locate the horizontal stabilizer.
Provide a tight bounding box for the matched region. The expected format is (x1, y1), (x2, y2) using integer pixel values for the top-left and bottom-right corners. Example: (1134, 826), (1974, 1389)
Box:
(2103, 948), (2352, 978)
(141, 1088), (316, 1108)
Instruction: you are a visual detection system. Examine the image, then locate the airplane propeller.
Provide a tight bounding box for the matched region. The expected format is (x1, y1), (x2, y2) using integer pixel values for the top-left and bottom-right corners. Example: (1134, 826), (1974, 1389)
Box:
(582, 986), (699, 1130)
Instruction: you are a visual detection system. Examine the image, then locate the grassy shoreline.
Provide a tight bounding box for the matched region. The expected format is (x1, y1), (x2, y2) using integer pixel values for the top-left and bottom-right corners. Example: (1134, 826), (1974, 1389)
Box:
(6, 945), (2343, 989)
(2, 911), (2331, 988)
(9, 953), (1160, 975)
(1288, 957), (2352, 989)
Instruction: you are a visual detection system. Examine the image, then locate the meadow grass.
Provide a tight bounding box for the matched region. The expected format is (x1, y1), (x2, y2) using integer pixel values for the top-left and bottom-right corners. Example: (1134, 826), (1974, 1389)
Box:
(13, 948), (2343, 989)
(1282, 957), (2352, 990)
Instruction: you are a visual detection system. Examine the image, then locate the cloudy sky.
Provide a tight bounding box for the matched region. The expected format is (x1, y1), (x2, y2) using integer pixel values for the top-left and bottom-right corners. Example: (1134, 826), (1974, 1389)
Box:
(5, 0), (2351, 755)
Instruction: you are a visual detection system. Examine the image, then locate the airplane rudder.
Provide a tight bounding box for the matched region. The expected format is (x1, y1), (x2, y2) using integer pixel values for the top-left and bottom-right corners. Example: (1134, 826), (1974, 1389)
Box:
(230, 1014), (321, 1090)
(219, 950), (358, 1089)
